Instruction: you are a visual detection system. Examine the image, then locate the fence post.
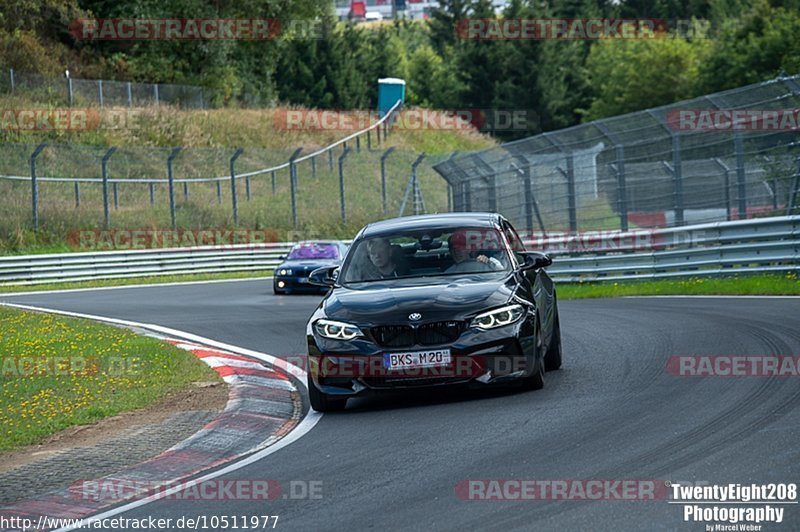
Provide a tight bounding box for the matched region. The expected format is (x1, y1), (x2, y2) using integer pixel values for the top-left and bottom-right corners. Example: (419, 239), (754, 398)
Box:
(356, 135), (361, 153)
(616, 145), (629, 232)
(311, 155), (316, 178)
(288, 148), (303, 227)
(167, 147), (182, 230)
(328, 149), (334, 171)
(787, 158), (800, 216)
(149, 183), (155, 206)
(30, 143), (47, 232)
(671, 134), (685, 226)
(338, 147), (352, 223)
(464, 181), (472, 211)
(734, 132), (747, 219)
(216, 181), (222, 204)
(127, 82), (132, 107)
(183, 181), (189, 202)
(566, 155), (577, 234)
(101, 147), (116, 228)
(713, 158), (732, 221)
(154, 84), (160, 106)
(245, 174), (251, 201)
(512, 156), (534, 234)
(98, 80), (104, 107)
(67, 77), (73, 106)
(399, 153), (426, 216)
(9, 68), (14, 92)
(380, 147), (395, 215)
(74, 182), (81, 208)
(230, 148), (244, 226)
(271, 171), (276, 195)
(367, 129), (372, 151)
(113, 182), (119, 210)
(411, 153), (426, 215)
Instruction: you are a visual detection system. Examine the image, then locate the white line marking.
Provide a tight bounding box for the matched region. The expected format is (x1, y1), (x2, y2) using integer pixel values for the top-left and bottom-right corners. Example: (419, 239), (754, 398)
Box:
(0, 301), (322, 532)
(0, 275), (273, 297)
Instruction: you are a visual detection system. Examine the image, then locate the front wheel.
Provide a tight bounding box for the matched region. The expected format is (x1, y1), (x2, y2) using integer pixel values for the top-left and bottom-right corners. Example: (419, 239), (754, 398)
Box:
(544, 311), (562, 371)
(307, 374), (347, 412)
(522, 321), (545, 391)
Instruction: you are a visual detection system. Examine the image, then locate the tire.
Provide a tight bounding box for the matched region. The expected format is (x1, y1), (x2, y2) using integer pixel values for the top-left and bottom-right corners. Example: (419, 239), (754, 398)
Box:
(522, 321), (545, 391)
(307, 374), (347, 412)
(544, 311), (562, 371)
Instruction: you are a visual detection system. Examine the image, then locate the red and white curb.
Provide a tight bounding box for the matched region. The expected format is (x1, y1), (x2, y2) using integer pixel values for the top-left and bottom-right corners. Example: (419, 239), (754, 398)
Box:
(0, 302), (320, 532)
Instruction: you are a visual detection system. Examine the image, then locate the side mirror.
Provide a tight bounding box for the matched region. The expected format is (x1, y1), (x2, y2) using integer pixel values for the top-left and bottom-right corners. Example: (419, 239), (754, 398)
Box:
(521, 252), (552, 271)
(278, 254), (287, 260)
(309, 266), (338, 287)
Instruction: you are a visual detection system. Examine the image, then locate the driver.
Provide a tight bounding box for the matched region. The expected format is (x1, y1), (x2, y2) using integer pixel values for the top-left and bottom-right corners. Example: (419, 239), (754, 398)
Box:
(445, 229), (503, 273)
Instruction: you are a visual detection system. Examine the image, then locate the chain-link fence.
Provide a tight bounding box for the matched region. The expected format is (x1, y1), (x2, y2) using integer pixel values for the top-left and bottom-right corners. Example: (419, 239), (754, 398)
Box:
(0, 104), (455, 243)
(433, 75), (800, 236)
(0, 68), (208, 108)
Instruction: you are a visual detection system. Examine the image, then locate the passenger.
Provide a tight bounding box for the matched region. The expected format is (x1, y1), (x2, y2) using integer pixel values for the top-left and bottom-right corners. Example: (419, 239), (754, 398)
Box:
(445, 230), (503, 273)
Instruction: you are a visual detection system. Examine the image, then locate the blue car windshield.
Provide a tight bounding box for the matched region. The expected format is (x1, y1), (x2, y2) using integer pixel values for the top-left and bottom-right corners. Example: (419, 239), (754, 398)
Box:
(341, 227), (512, 283)
(287, 243), (340, 260)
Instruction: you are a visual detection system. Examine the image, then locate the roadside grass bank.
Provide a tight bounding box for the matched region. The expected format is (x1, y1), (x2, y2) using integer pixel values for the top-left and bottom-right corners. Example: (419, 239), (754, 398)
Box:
(0, 306), (222, 451)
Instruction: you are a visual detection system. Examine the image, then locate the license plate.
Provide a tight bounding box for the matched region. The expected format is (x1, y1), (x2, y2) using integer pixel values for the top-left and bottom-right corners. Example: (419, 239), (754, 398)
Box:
(384, 349), (451, 370)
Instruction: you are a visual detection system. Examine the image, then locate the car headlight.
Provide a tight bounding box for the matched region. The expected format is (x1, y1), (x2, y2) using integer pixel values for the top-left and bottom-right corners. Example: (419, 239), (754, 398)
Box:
(278, 268), (292, 276)
(314, 319), (363, 340)
(470, 304), (526, 330)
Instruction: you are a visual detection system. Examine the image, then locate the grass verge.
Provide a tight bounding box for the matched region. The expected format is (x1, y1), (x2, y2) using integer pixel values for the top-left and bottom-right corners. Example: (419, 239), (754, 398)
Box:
(0, 307), (222, 451)
(557, 273), (800, 299)
(0, 270), (273, 294)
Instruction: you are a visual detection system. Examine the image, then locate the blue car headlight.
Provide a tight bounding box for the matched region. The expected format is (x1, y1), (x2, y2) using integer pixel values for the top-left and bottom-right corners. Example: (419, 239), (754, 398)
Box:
(314, 319), (364, 340)
(278, 268), (292, 276)
(470, 304), (526, 330)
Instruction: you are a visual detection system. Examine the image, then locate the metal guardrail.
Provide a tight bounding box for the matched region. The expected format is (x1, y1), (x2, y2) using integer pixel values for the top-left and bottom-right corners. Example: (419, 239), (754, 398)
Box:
(0, 216), (797, 286)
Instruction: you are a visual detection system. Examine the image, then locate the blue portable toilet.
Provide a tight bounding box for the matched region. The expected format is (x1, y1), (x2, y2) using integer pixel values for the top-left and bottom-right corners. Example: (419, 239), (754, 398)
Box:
(378, 78), (406, 117)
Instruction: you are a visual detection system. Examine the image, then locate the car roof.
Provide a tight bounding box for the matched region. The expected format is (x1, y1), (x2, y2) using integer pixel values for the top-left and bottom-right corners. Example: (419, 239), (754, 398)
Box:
(360, 212), (504, 237)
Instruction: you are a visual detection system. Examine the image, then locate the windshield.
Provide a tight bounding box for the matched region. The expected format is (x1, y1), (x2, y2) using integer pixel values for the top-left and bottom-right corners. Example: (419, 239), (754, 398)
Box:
(287, 243), (339, 260)
(340, 227), (512, 283)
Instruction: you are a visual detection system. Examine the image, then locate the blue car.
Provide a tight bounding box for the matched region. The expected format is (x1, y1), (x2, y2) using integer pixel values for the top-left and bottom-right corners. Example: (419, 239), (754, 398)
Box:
(273, 241), (349, 295)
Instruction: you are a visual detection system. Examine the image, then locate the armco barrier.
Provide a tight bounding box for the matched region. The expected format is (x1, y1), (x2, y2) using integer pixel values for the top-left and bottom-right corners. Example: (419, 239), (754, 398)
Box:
(0, 216), (797, 286)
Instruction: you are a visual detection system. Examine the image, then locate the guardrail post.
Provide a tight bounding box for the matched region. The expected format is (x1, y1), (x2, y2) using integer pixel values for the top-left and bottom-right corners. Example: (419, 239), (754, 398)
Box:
(100, 147), (116, 227)
(30, 143), (47, 232)
(127, 82), (132, 107)
(380, 147), (395, 215)
(338, 147), (351, 223)
(98, 80), (104, 107)
(167, 147), (181, 230)
(230, 148), (244, 226)
(289, 147), (303, 227)
(74, 182), (80, 208)
(671, 134), (685, 226)
(615, 145), (629, 232)
(735, 132), (747, 219)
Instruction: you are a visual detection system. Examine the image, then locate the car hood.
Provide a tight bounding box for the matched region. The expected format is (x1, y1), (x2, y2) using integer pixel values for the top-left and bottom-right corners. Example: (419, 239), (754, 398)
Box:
(323, 274), (517, 324)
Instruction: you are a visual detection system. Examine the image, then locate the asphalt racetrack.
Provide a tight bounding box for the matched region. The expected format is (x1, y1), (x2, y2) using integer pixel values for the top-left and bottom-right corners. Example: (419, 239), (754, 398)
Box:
(2, 281), (799, 530)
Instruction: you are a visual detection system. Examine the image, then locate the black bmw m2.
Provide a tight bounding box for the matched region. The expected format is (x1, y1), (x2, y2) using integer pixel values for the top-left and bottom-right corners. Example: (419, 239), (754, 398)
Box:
(305, 213), (562, 412)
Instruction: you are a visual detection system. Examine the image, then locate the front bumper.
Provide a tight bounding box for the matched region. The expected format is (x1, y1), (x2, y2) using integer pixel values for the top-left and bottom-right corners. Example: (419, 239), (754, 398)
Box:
(307, 319), (536, 396)
(274, 275), (324, 292)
